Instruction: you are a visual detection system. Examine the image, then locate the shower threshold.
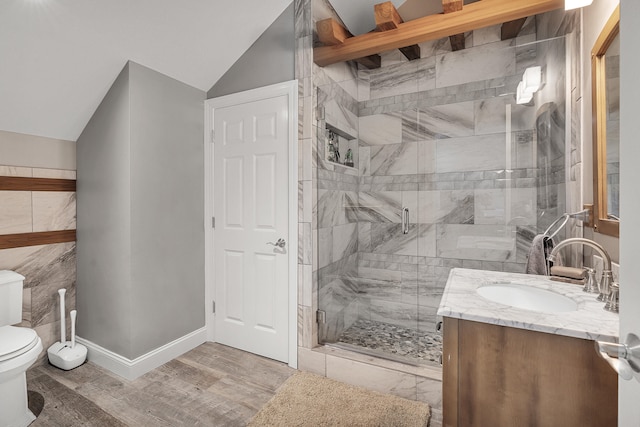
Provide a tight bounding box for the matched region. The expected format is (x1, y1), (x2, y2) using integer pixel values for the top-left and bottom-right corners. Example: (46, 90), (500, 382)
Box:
(328, 319), (443, 367)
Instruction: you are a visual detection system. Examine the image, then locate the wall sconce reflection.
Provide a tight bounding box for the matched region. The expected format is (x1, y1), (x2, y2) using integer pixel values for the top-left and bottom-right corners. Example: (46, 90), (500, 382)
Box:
(516, 66), (542, 105)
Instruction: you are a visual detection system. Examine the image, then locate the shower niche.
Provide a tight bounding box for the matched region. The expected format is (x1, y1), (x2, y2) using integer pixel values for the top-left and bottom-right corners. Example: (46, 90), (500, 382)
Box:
(325, 125), (357, 168)
(317, 89), (359, 172)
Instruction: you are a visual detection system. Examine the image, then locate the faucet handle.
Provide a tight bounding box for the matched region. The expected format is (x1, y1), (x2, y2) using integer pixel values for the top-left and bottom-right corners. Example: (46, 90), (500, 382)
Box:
(582, 267), (599, 294)
(597, 271), (614, 302)
(604, 282), (619, 313)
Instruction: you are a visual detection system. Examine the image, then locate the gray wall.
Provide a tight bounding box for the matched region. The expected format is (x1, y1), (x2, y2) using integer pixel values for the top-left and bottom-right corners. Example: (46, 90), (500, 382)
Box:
(207, 2), (294, 98)
(77, 61), (205, 359)
(0, 130), (76, 170)
(77, 64), (133, 357)
(128, 62), (205, 356)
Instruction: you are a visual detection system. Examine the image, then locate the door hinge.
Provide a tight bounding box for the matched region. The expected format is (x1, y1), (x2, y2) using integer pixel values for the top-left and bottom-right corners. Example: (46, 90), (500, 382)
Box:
(212, 217), (215, 228)
(316, 310), (326, 324)
(212, 300), (216, 314)
(210, 129), (215, 144)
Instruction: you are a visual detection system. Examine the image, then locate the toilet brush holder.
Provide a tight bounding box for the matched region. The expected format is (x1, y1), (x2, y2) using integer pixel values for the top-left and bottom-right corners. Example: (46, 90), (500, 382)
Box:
(48, 340), (87, 370)
(48, 289), (87, 370)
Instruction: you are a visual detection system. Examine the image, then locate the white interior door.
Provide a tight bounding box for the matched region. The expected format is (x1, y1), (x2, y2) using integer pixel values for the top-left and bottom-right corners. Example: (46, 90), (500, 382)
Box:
(206, 82), (297, 364)
(619, 3), (640, 424)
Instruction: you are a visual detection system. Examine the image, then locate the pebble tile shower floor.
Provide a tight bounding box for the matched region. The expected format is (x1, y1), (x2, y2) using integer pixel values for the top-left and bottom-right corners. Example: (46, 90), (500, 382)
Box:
(336, 319), (443, 364)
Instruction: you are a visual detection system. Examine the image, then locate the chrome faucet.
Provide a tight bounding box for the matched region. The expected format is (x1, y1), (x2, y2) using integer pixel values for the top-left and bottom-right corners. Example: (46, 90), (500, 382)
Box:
(547, 237), (617, 312)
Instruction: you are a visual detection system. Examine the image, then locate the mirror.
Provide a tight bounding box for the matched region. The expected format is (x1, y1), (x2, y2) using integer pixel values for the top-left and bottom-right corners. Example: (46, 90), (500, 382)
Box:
(605, 33), (620, 220)
(592, 6), (620, 237)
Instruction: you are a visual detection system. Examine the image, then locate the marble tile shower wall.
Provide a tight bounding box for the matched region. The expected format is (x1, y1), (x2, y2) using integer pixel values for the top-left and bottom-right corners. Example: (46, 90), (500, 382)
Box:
(295, 0), (317, 350)
(354, 23), (549, 332)
(296, 0), (581, 350)
(0, 165), (76, 364)
(315, 78), (362, 341)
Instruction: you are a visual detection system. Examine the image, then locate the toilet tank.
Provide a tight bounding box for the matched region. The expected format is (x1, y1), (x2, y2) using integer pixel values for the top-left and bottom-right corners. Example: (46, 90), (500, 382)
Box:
(0, 270), (25, 326)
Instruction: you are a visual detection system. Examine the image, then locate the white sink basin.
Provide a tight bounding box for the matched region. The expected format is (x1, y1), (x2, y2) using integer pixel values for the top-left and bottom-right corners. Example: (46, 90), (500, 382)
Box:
(477, 282), (579, 313)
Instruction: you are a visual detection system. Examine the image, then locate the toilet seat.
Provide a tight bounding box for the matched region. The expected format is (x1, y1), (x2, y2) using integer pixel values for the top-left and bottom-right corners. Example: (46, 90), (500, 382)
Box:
(0, 326), (39, 362)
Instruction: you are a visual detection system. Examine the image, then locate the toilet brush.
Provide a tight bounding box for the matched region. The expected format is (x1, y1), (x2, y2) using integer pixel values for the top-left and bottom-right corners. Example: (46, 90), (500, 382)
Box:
(47, 288), (87, 370)
(58, 289), (66, 344)
(70, 310), (77, 348)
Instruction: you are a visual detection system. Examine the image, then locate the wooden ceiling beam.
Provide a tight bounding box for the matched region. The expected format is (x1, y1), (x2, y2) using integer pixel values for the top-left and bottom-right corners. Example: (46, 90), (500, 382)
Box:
(443, 0), (466, 52)
(314, 0), (564, 67)
(398, 45), (421, 61)
(501, 17), (528, 40)
(374, 2), (403, 31)
(316, 18), (382, 69)
(354, 55), (382, 69)
(442, 0), (463, 14)
(374, 2), (421, 61)
(449, 34), (466, 51)
(317, 18), (351, 45)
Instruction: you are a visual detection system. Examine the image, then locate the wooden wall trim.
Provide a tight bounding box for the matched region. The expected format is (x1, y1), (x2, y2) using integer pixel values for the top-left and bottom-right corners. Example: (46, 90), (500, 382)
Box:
(0, 176), (76, 192)
(0, 230), (76, 250)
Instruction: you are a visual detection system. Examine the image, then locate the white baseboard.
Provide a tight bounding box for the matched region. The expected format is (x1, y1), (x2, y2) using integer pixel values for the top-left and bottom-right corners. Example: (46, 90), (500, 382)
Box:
(76, 327), (207, 380)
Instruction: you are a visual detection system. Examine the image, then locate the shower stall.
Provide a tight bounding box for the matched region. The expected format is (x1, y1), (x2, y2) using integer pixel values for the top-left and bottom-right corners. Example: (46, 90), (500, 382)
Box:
(314, 28), (573, 366)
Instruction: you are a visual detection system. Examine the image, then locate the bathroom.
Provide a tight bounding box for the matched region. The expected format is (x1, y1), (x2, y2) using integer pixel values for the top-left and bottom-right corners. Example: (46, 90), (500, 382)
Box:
(298, 0), (634, 424)
(0, 0), (639, 425)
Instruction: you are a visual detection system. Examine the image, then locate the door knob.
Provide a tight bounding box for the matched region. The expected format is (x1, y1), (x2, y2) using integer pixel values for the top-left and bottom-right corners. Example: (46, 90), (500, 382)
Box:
(595, 333), (640, 381)
(402, 207), (409, 234)
(267, 238), (286, 249)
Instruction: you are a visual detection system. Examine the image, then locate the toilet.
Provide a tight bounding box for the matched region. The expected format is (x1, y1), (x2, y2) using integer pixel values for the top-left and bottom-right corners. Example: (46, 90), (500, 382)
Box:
(0, 270), (43, 427)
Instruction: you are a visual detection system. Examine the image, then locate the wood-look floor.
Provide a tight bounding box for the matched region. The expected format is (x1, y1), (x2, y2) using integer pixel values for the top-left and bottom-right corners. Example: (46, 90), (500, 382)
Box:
(27, 342), (295, 427)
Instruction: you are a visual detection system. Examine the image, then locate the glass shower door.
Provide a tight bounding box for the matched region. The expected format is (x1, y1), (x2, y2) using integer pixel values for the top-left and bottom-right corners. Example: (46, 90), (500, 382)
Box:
(315, 74), (426, 363)
(315, 80), (362, 348)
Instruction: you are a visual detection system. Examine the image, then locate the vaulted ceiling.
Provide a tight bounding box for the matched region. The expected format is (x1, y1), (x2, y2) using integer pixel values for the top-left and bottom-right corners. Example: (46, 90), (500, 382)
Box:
(0, 0), (291, 141)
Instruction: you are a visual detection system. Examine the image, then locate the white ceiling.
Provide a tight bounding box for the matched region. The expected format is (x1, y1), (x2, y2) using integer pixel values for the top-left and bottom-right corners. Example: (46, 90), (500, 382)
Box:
(0, 0), (291, 141)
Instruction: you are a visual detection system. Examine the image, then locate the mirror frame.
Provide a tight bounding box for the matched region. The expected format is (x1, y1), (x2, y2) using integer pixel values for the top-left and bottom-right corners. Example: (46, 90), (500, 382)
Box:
(591, 5), (620, 238)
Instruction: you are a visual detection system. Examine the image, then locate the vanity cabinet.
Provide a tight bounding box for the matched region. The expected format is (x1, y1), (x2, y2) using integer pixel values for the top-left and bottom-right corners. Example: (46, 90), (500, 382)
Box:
(442, 317), (617, 427)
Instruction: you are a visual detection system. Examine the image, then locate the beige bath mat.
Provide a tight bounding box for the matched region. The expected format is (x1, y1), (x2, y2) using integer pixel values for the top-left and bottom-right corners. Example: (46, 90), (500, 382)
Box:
(248, 371), (431, 427)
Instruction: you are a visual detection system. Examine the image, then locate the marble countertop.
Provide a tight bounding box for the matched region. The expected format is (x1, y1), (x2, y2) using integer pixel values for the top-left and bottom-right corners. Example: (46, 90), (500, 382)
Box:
(437, 268), (619, 342)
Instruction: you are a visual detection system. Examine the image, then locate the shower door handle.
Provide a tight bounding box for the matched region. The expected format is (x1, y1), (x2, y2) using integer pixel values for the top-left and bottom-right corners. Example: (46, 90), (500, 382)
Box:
(402, 208), (409, 234)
